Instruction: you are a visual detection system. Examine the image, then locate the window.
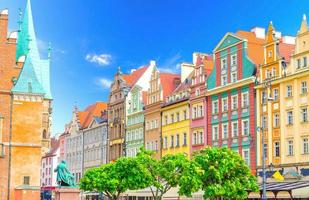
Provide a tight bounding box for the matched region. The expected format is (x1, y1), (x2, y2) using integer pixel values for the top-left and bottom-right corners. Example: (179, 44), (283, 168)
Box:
(198, 105), (203, 117)
(171, 114), (174, 123)
(199, 132), (204, 144)
(262, 91), (267, 104)
(183, 110), (187, 120)
(23, 176), (30, 185)
(301, 81), (307, 94)
(232, 95), (238, 110)
(231, 54), (237, 66)
(303, 56), (307, 67)
(221, 75), (227, 86)
(222, 124), (228, 139)
(287, 140), (294, 156)
(222, 98), (228, 112)
(243, 149), (250, 166)
(176, 134), (180, 147)
(273, 89), (279, 101)
(164, 137), (168, 149)
(164, 116), (168, 125)
(231, 72), (237, 82)
(286, 85), (293, 97)
(268, 50), (272, 58)
(195, 89), (200, 97)
(303, 138), (309, 154)
(266, 70), (271, 78)
(262, 115), (267, 129)
(232, 122), (238, 137)
(212, 101), (218, 114)
(242, 92), (249, 108)
(193, 133), (197, 145)
(301, 108), (308, 122)
(221, 58), (227, 70)
(183, 133), (187, 146)
(287, 111), (293, 125)
(274, 113), (280, 128)
(242, 120), (249, 136)
(297, 59), (301, 69)
(272, 68), (277, 77)
(176, 113), (180, 122)
(192, 107), (197, 119)
(213, 126), (219, 141)
(274, 142), (280, 157)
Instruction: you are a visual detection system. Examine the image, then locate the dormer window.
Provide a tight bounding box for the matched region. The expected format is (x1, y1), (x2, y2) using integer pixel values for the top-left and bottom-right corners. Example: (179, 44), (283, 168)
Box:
(221, 58), (227, 70)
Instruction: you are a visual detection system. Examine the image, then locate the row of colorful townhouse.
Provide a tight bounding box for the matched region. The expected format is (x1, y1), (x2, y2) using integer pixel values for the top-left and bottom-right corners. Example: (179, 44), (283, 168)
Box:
(59, 16), (309, 189)
(106, 16), (309, 180)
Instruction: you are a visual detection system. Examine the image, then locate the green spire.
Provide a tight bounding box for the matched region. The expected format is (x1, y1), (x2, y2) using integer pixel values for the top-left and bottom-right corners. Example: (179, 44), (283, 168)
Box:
(15, 0), (52, 99)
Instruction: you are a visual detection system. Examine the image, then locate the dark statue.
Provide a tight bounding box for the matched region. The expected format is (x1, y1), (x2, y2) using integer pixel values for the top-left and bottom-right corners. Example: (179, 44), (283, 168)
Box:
(54, 160), (76, 187)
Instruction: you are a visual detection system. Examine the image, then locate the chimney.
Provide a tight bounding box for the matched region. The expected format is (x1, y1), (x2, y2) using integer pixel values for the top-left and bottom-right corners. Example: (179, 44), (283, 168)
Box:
(282, 36), (296, 45)
(0, 9), (9, 42)
(251, 27), (265, 39)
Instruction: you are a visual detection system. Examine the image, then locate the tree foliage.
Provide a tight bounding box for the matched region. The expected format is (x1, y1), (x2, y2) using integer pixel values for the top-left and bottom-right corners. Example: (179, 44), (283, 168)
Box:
(136, 148), (200, 200)
(80, 156), (152, 200)
(192, 147), (259, 199)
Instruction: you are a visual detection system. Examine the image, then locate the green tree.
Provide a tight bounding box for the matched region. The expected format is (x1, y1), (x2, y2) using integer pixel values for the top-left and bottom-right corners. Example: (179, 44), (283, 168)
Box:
(80, 157), (152, 200)
(137, 148), (200, 200)
(192, 147), (259, 200)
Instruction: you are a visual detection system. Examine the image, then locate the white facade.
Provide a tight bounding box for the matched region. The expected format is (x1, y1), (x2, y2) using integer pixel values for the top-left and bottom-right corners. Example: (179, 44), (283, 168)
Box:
(41, 146), (60, 187)
(83, 117), (108, 172)
(65, 110), (83, 183)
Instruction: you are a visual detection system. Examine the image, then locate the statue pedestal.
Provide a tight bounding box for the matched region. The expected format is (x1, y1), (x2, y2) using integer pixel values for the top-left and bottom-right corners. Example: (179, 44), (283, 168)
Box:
(55, 188), (80, 200)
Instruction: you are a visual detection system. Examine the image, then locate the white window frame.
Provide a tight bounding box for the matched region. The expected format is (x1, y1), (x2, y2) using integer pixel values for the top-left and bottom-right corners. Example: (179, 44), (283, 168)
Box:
(274, 142), (280, 157)
(242, 119), (249, 136)
(286, 85), (293, 97)
(287, 140), (294, 156)
(222, 97), (228, 113)
(303, 138), (309, 154)
(221, 57), (227, 70)
(241, 92), (249, 108)
(232, 121), (238, 137)
(212, 125), (219, 141)
(221, 75), (227, 86)
(231, 95), (238, 110)
(222, 123), (228, 139)
(301, 108), (308, 122)
(242, 149), (250, 166)
(231, 72), (237, 83)
(274, 113), (280, 128)
(212, 100), (219, 114)
(231, 54), (237, 66)
(287, 111), (293, 125)
(273, 88), (279, 101)
(301, 81), (307, 94)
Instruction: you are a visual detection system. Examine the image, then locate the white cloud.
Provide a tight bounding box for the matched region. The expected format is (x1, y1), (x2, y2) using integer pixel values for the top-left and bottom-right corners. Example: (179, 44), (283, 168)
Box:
(85, 53), (112, 66)
(96, 78), (112, 89)
(158, 53), (182, 73)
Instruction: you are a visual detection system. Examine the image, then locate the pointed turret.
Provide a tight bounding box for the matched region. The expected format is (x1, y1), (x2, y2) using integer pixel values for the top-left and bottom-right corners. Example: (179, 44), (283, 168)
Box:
(266, 21), (276, 43)
(14, 0), (52, 99)
(298, 14), (308, 35)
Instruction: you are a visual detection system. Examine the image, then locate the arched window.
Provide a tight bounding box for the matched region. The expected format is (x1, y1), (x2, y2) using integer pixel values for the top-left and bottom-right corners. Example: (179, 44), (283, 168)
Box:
(42, 129), (47, 139)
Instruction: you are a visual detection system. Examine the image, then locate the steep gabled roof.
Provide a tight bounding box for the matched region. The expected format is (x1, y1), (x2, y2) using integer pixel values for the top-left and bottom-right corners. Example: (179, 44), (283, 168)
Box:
(203, 54), (214, 75)
(236, 30), (265, 65)
(123, 67), (148, 87)
(160, 73), (181, 99)
(78, 102), (107, 129)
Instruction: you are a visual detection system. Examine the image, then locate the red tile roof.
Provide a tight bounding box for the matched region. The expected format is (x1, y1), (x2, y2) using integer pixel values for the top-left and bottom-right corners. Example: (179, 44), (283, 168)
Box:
(123, 67), (148, 87)
(278, 42), (295, 63)
(236, 30), (265, 65)
(160, 73), (181, 99)
(78, 102), (108, 129)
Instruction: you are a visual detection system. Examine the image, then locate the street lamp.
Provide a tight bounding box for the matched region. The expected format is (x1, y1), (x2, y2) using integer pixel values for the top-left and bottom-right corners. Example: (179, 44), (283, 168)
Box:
(256, 73), (273, 200)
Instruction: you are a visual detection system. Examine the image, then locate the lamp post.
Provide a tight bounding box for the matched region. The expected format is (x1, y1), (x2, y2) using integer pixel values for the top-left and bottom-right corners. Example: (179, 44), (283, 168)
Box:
(257, 75), (273, 200)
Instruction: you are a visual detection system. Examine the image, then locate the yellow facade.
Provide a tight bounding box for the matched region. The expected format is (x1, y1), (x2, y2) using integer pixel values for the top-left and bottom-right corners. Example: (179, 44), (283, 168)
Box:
(256, 17), (309, 171)
(161, 101), (190, 157)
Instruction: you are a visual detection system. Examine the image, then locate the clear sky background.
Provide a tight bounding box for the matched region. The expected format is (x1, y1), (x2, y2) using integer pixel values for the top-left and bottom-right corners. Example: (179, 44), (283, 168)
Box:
(0, 0), (308, 135)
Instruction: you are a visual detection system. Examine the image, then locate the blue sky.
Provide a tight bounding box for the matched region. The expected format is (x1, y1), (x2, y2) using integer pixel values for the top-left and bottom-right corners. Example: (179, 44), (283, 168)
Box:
(1, 0), (308, 135)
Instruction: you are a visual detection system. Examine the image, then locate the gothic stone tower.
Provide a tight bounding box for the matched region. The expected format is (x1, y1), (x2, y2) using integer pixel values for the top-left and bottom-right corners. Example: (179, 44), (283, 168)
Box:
(0, 0), (52, 199)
